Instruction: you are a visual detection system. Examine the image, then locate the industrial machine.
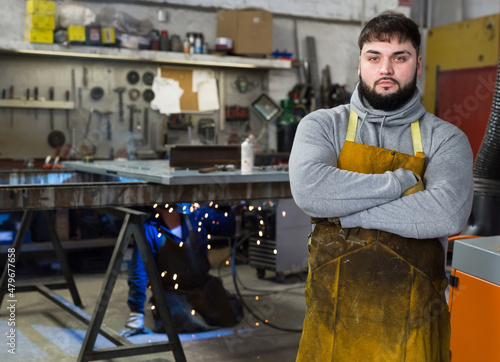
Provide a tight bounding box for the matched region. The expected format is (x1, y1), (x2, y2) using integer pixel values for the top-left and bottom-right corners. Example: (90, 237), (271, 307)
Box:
(448, 236), (500, 362)
(247, 198), (310, 281)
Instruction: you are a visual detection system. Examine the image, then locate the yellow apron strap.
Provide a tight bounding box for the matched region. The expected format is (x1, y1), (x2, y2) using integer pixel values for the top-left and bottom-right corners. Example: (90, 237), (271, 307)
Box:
(348, 110), (423, 156)
(346, 110), (358, 142)
(410, 121), (423, 156)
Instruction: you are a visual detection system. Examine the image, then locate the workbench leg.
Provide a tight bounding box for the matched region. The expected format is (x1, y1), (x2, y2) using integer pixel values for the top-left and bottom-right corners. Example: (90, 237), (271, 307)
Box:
(77, 212), (133, 362)
(41, 211), (83, 308)
(77, 209), (186, 362)
(132, 214), (187, 362)
(0, 210), (33, 307)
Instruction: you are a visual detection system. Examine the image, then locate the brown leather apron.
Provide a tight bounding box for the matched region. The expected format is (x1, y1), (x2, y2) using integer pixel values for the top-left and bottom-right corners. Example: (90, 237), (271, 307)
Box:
(296, 111), (450, 362)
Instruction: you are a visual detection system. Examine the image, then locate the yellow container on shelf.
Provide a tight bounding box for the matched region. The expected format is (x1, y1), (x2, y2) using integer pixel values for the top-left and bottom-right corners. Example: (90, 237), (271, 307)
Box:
(26, 0), (56, 15)
(24, 28), (54, 43)
(101, 27), (116, 45)
(25, 14), (55, 30)
(68, 25), (86, 43)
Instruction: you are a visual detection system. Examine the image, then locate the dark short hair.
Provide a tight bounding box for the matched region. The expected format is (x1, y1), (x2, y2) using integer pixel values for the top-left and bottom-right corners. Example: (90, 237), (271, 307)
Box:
(358, 12), (421, 55)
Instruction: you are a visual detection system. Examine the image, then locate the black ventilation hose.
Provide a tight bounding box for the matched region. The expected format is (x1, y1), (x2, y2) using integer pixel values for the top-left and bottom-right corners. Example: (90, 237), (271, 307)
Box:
(473, 54), (500, 180)
(463, 55), (500, 236)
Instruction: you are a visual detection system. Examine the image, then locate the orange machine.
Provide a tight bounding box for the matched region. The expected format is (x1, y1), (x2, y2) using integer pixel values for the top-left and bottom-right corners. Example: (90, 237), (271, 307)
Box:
(448, 236), (500, 361)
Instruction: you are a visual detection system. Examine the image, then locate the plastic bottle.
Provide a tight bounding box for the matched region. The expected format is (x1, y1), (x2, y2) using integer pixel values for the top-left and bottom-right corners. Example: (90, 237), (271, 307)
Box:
(241, 132), (255, 174)
(194, 33), (203, 54)
(160, 30), (169, 51)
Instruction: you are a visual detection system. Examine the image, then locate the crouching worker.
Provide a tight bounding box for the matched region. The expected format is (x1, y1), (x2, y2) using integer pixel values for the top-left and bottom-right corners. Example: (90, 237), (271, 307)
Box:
(122, 202), (242, 336)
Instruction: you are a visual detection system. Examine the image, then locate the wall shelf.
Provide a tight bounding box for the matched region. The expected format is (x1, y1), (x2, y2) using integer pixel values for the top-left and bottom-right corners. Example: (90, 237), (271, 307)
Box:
(0, 99), (74, 109)
(0, 41), (293, 70)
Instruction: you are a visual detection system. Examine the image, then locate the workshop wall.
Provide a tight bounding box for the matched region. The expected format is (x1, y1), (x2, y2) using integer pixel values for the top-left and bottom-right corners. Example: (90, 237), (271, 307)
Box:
(0, 0), (368, 161)
(0, 0), (498, 161)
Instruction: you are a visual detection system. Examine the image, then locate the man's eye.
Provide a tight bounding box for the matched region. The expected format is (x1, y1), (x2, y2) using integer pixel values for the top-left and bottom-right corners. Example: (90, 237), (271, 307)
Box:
(395, 56), (406, 62)
(368, 57), (378, 61)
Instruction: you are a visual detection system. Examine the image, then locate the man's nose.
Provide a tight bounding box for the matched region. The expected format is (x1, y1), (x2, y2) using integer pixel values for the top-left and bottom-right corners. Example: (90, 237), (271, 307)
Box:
(379, 60), (394, 75)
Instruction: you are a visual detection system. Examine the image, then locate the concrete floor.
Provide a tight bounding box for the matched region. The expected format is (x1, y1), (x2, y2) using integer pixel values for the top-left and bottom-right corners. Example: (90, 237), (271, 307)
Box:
(0, 255), (306, 362)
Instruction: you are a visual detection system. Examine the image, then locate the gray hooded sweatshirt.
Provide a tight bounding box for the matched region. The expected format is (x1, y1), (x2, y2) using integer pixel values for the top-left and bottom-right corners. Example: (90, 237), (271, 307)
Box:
(289, 84), (474, 243)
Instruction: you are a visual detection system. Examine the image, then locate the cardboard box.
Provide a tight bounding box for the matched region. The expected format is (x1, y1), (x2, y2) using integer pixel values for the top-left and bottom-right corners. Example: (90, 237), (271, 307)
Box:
(216, 9), (273, 55)
(26, 0), (56, 15)
(25, 14), (55, 30)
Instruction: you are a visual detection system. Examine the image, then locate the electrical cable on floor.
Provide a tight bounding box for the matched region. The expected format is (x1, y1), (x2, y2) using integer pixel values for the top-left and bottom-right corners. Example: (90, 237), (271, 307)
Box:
(230, 236), (303, 333)
(234, 270), (305, 295)
(215, 235), (304, 297)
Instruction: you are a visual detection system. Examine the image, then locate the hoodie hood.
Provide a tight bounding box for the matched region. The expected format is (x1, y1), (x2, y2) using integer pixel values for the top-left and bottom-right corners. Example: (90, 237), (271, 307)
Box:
(350, 82), (426, 127)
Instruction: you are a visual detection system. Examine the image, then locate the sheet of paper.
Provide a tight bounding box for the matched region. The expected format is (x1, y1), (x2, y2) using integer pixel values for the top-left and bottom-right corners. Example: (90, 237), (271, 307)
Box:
(197, 78), (220, 112)
(192, 70), (215, 92)
(151, 77), (184, 115)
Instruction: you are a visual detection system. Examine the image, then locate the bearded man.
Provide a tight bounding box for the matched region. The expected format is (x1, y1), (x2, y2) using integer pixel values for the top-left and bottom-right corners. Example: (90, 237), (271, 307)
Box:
(289, 12), (473, 362)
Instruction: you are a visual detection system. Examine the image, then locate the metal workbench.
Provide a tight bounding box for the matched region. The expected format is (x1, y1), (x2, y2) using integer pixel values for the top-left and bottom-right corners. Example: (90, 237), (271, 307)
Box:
(0, 161), (291, 211)
(0, 162), (292, 361)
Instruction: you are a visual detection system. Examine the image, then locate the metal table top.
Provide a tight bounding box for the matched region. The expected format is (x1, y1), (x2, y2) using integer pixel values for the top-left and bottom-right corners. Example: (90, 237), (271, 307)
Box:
(0, 161), (292, 211)
(62, 160), (290, 185)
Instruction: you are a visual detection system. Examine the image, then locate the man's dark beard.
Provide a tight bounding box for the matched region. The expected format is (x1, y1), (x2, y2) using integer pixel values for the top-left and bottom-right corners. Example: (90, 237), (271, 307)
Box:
(358, 73), (417, 112)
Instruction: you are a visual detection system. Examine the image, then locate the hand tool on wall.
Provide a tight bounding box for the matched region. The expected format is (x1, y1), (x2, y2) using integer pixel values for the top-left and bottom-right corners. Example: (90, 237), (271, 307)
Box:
(114, 87), (125, 123)
(34, 86), (38, 120)
(143, 107), (149, 143)
(9, 86), (14, 129)
(78, 87), (82, 108)
(127, 104), (141, 132)
(48, 130), (65, 149)
(102, 111), (113, 140)
(65, 90), (70, 129)
(71, 68), (76, 102)
(84, 109), (94, 139)
(1, 89), (5, 116)
(83, 67), (88, 88)
(90, 86), (104, 100)
(26, 88), (30, 116)
(48, 87), (54, 130)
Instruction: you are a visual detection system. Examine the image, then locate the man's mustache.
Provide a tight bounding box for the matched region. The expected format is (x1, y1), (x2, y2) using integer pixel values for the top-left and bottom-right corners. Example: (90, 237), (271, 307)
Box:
(375, 77), (400, 87)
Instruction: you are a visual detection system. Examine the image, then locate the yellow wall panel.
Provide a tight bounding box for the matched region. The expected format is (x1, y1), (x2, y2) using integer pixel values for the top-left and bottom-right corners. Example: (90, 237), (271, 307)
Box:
(423, 14), (500, 113)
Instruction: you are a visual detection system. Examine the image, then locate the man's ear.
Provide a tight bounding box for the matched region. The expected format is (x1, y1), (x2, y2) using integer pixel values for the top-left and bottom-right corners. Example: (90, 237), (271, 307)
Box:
(416, 55), (422, 77)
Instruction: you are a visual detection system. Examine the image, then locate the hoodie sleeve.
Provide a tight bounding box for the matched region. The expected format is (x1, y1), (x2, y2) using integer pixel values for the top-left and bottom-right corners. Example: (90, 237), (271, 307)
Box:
(339, 123), (474, 239)
(289, 110), (419, 218)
